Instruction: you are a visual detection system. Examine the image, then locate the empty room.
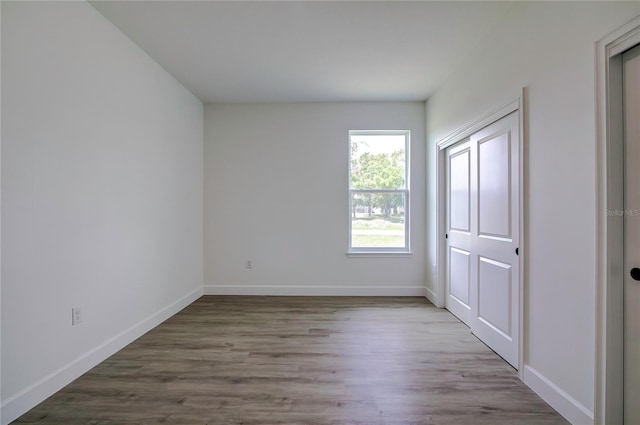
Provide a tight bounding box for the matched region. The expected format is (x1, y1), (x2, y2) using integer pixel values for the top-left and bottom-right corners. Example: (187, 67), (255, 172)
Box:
(2, 1), (640, 424)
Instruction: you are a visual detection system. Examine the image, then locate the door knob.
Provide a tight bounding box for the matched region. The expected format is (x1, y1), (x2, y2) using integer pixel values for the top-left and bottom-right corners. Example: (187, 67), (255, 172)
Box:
(630, 268), (640, 281)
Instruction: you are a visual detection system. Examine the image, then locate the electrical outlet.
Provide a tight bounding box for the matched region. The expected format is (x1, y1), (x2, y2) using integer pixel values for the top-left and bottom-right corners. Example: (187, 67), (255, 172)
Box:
(246, 260), (253, 269)
(72, 307), (82, 326)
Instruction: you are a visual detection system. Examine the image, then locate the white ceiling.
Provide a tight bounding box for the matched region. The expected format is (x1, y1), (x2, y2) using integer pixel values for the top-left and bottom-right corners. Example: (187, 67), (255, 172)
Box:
(90, 1), (514, 103)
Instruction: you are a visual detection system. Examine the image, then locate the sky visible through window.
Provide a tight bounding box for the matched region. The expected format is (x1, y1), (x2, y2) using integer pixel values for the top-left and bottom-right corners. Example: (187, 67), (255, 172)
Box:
(350, 134), (406, 157)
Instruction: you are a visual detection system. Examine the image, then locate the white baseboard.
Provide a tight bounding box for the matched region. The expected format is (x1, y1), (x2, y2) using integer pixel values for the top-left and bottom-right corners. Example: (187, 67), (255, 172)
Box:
(1, 286), (203, 425)
(523, 365), (593, 425)
(423, 286), (438, 306)
(203, 285), (425, 296)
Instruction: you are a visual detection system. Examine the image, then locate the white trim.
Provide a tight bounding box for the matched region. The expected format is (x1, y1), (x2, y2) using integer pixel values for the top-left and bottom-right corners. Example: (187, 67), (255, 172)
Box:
(595, 15), (640, 425)
(517, 88), (527, 380)
(434, 139), (446, 308)
(436, 100), (519, 151)
(204, 285), (425, 297)
(423, 286), (438, 305)
(523, 365), (593, 425)
(434, 93), (524, 373)
(346, 251), (413, 257)
(0, 287), (203, 425)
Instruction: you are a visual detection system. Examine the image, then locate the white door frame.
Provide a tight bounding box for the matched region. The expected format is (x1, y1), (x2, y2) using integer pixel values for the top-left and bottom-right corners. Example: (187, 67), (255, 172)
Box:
(595, 16), (640, 425)
(435, 91), (526, 377)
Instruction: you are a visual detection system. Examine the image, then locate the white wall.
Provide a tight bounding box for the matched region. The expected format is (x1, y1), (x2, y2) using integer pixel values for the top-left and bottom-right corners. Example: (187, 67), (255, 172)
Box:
(425, 2), (640, 424)
(0, 2), (3, 420)
(204, 103), (425, 295)
(1, 2), (204, 422)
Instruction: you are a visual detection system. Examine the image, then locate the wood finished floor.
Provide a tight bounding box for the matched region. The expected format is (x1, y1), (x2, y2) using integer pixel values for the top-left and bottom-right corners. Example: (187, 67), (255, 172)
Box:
(15, 296), (568, 425)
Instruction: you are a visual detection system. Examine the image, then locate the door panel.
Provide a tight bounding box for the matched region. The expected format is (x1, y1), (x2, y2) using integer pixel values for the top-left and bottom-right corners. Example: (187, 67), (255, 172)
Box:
(450, 150), (471, 232)
(623, 44), (640, 425)
(478, 131), (511, 239)
(445, 112), (519, 368)
(477, 256), (512, 338)
(449, 247), (471, 305)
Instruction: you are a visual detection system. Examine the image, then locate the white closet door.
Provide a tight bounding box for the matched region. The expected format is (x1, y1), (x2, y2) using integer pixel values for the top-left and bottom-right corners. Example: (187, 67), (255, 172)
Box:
(445, 111), (519, 368)
(469, 112), (519, 368)
(623, 44), (640, 425)
(445, 140), (473, 325)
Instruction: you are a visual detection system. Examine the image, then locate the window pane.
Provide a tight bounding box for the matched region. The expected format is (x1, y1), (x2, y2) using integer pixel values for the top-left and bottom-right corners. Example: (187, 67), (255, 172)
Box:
(350, 134), (406, 190)
(351, 192), (405, 248)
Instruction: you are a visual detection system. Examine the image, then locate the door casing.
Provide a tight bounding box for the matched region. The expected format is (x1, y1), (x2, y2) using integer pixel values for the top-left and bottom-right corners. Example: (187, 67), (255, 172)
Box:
(435, 92), (526, 377)
(595, 16), (640, 425)
(622, 44), (640, 425)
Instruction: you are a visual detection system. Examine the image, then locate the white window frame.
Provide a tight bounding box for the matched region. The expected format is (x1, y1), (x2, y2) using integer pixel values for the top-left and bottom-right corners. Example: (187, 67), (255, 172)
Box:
(348, 130), (410, 255)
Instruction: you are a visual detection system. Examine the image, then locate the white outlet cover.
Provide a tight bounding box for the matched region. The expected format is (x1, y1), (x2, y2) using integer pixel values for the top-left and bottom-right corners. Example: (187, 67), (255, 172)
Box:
(72, 308), (82, 325)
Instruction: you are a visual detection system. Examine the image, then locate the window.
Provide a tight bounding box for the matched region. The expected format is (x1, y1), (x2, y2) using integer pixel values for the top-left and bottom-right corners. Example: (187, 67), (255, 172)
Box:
(349, 130), (409, 253)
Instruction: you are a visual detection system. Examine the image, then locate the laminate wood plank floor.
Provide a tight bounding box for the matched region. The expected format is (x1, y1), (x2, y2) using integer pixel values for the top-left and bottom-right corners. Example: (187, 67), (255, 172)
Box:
(14, 296), (568, 425)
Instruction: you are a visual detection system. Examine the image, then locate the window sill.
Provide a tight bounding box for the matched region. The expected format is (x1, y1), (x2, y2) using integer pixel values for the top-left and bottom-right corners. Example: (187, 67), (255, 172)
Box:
(346, 251), (413, 258)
